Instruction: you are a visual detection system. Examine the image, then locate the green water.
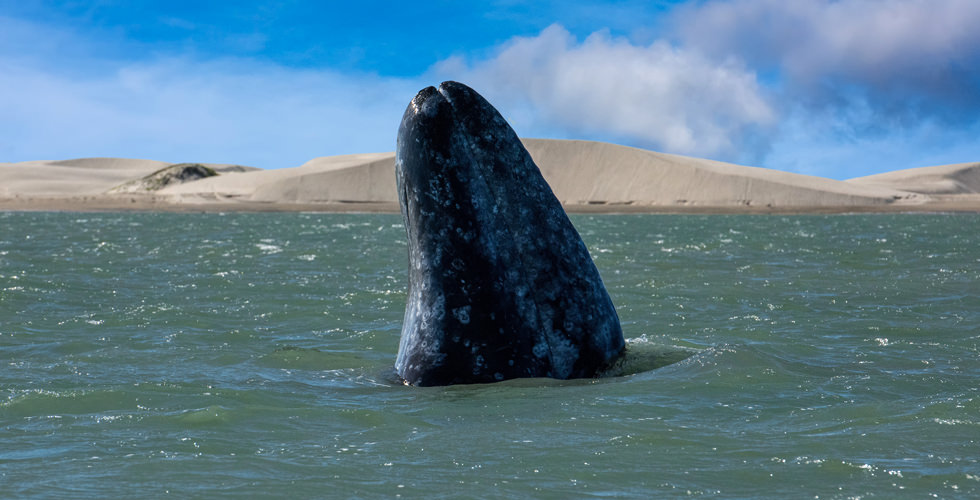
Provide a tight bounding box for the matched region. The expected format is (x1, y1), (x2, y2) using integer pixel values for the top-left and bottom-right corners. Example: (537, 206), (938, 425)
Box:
(1, 212), (978, 498)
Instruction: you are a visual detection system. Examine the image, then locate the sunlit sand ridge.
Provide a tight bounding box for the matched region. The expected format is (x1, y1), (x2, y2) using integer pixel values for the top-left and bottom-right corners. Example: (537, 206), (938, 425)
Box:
(2, 139), (978, 212)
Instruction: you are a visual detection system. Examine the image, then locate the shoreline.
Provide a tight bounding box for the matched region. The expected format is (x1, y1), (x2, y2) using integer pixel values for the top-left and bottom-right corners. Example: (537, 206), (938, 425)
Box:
(4, 140), (978, 215)
(3, 196), (980, 215)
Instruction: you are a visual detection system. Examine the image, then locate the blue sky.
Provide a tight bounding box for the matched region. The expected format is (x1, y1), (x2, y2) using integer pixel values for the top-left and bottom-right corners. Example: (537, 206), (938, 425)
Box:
(2, 0), (978, 179)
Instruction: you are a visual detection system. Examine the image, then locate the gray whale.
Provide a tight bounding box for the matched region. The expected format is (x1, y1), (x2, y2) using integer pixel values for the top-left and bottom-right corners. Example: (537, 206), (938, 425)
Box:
(395, 81), (625, 386)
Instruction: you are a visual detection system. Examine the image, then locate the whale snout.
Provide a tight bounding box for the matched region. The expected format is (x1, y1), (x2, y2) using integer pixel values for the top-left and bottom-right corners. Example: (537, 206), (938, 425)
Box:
(408, 85), (439, 115)
(404, 81), (481, 121)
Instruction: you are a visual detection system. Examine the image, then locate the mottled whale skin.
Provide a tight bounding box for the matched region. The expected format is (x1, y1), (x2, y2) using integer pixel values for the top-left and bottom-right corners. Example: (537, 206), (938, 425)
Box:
(395, 81), (625, 386)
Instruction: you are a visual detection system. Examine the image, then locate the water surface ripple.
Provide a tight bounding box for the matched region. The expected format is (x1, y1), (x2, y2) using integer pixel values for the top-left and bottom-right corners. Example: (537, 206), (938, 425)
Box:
(1, 212), (977, 498)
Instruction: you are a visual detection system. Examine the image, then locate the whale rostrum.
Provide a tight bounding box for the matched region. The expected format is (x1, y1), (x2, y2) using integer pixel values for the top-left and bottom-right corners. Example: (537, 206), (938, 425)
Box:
(395, 81), (625, 386)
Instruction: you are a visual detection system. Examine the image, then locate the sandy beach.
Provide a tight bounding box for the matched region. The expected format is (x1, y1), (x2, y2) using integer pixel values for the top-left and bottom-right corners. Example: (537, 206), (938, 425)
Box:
(2, 139), (979, 214)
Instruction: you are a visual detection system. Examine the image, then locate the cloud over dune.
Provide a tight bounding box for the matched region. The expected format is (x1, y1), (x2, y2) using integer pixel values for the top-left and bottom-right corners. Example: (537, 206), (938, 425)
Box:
(673, 0), (980, 121)
(0, 56), (414, 168)
(436, 25), (776, 161)
(435, 0), (980, 171)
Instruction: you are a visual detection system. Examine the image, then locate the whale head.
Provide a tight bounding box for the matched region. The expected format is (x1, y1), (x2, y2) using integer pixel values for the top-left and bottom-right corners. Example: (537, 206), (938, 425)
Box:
(394, 81), (624, 386)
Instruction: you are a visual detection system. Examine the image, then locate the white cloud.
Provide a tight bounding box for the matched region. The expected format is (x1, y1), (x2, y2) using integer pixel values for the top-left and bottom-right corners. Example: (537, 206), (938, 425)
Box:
(658, 0), (980, 176)
(0, 16), (418, 167)
(672, 0), (980, 118)
(434, 24), (777, 161)
(0, 55), (417, 167)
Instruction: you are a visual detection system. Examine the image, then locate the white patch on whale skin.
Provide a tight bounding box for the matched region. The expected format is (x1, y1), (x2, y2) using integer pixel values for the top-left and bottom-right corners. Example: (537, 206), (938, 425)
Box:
(532, 342), (548, 358)
(452, 305), (472, 324)
(398, 290), (446, 373)
(472, 354), (486, 376)
(430, 292), (446, 322)
(546, 330), (580, 379)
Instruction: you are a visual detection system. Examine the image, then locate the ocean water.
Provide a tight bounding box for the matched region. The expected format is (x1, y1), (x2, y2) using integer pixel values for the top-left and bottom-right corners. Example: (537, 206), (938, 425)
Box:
(1, 211), (978, 498)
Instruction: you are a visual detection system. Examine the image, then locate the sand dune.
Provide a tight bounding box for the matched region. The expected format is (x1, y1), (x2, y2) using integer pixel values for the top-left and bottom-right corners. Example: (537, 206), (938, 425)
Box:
(162, 139), (927, 209)
(523, 140), (920, 207)
(161, 139), (921, 207)
(161, 153), (397, 204)
(847, 162), (980, 195)
(0, 158), (170, 197)
(2, 139), (978, 212)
